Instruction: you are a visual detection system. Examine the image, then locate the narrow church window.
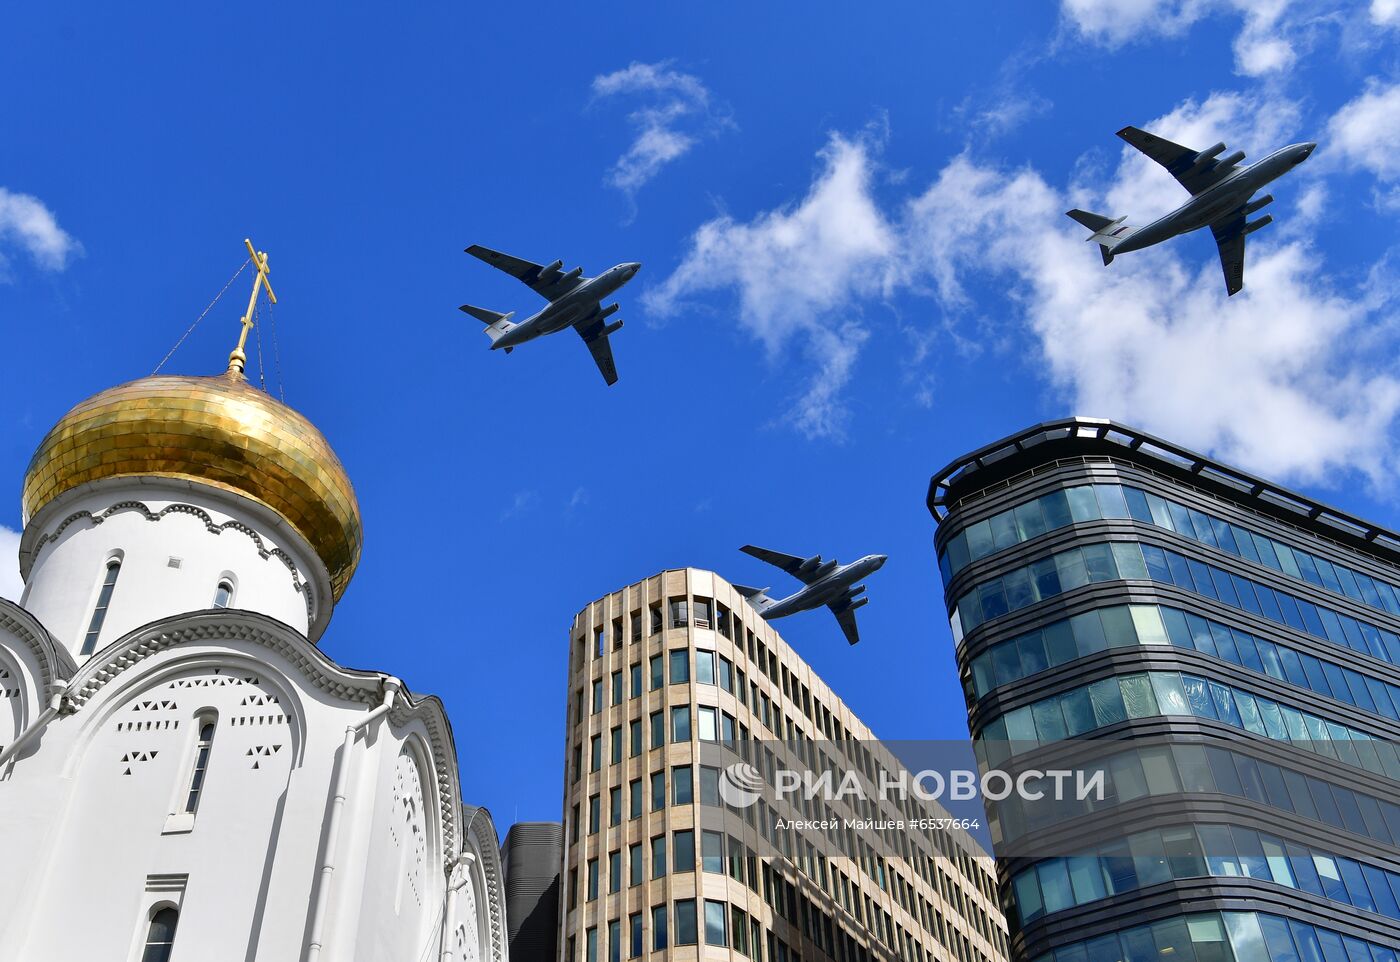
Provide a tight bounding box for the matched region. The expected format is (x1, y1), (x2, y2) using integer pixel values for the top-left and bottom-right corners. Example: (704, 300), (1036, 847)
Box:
(81, 557), (122, 656)
(141, 906), (178, 962)
(184, 721), (216, 813)
(213, 579), (233, 608)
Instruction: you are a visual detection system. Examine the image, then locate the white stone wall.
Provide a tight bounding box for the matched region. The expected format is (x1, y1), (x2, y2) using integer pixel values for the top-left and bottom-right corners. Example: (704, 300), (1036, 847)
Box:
(21, 479), (327, 658)
(0, 611), (507, 962)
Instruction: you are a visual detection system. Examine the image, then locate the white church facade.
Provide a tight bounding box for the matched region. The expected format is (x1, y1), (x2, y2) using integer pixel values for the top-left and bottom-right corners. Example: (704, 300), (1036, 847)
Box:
(0, 262), (509, 962)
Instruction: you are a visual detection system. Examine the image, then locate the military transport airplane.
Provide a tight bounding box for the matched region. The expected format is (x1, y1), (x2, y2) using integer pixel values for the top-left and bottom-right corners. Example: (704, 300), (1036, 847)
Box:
(734, 545), (887, 645)
(461, 245), (641, 385)
(1067, 126), (1315, 295)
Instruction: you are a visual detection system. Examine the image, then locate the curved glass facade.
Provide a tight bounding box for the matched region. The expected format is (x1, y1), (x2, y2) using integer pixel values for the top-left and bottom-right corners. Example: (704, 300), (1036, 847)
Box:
(1032, 911), (1400, 962)
(930, 421), (1400, 962)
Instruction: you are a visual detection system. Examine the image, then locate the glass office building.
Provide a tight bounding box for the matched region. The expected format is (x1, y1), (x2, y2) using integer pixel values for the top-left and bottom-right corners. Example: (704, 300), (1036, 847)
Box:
(928, 418), (1400, 962)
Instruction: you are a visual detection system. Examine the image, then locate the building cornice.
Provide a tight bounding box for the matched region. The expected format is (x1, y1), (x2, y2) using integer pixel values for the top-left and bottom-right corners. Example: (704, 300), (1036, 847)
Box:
(927, 417), (1400, 563)
(0, 598), (75, 691)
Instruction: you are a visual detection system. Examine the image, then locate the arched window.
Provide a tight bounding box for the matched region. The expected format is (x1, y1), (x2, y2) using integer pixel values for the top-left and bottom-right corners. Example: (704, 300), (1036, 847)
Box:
(141, 906), (178, 962)
(212, 579), (233, 609)
(80, 557), (122, 656)
(183, 720), (216, 814)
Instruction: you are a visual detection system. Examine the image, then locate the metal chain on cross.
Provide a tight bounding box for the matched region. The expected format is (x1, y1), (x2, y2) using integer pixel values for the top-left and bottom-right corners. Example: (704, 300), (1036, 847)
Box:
(254, 299), (267, 390)
(268, 296), (286, 402)
(152, 257), (251, 375)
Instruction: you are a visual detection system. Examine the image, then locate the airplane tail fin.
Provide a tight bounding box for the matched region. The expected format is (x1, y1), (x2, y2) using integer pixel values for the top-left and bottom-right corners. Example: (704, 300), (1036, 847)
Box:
(733, 584), (774, 613)
(1066, 209), (1135, 265)
(460, 304), (517, 353)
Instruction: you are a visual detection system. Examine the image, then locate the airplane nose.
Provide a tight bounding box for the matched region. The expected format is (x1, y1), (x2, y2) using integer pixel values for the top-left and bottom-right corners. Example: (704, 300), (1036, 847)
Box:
(1303, 142), (1317, 157)
(873, 554), (888, 569)
(628, 262), (642, 275)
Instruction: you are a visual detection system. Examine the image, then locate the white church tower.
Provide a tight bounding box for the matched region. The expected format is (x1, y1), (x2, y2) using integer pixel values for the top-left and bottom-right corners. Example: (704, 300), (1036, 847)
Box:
(0, 244), (508, 962)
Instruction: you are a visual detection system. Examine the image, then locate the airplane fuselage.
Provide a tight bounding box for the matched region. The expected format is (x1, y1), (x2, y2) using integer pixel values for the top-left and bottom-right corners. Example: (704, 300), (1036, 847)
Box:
(491, 263), (640, 350)
(1112, 143), (1314, 254)
(762, 555), (887, 618)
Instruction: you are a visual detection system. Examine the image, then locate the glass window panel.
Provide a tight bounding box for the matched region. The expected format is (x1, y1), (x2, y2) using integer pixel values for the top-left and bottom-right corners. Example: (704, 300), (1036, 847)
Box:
(1142, 747), (1181, 795)
(1096, 485), (1131, 519)
(1112, 542), (1149, 579)
(1031, 558), (1063, 602)
(1258, 916), (1302, 962)
(1224, 911), (1270, 962)
(1089, 678), (1128, 726)
(1130, 606), (1169, 645)
(1124, 487), (1154, 523)
(1182, 675), (1216, 718)
(1129, 830), (1171, 886)
(1254, 644), (1282, 680)
(1146, 493), (1175, 529)
(675, 899), (697, 946)
(1188, 916), (1228, 955)
(1018, 630), (1050, 675)
(1061, 688), (1097, 736)
(1032, 699), (1069, 743)
(965, 520), (994, 560)
(1337, 858), (1376, 912)
(1209, 683), (1243, 727)
(1042, 490), (1074, 528)
(1003, 567), (1036, 611)
(1121, 675), (1159, 719)
(1199, 824), (1239, 877)
(1015, 500), (1049, 541)
(1261, 836), (1294, 887)
(1163, 826), (1206, 878)
(1082, 544), (1117, 582)
(1043, 619), (1078, 665)
(1109, 753), (1149, 802)
(1070, 610), (1109, 653)
(1232, 691), (1267, 736)
(1151, 673), (1190, 715)
(1055, 550), (1090, 592)
(1143, 544), (1174, 582)
(1313, 854), (1348, 902)
(1188, 509), (1218, 547)
(1067, 487), (1101, 522)
(1067, 855), (1107, 904)
(1162, 607), (1194, 647)
(1362, 864), (1400, 919)
(1013, 871), (1043, 923)
(1174, 744), (1214, 793)
(1100, 841), (1138, 894)
(1229, 826), (1270, 880)
(1037, 859), (1075, 914)
(1315, 932), (1350, 962)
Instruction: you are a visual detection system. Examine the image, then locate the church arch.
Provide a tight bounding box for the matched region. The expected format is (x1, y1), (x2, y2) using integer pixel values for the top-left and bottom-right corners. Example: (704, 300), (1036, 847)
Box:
(61, 650), (308, 779)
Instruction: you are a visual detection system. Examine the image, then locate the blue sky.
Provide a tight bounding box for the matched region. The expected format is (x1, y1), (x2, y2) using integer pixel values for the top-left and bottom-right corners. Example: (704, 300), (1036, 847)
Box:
(2, 2), (1400, 824)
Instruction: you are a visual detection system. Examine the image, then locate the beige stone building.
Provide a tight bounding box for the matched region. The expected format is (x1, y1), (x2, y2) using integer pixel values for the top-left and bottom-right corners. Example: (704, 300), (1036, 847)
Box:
(559, 569), (1008, 962)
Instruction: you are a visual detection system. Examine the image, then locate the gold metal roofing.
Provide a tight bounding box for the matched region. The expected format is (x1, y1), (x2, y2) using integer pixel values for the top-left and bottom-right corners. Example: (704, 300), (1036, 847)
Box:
(22, 371), (362, 601)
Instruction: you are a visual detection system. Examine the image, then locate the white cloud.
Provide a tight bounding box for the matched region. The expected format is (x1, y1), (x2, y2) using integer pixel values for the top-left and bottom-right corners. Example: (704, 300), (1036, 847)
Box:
(644, 133), (895, 439)
(649, 92), (1400, 487)
(1058, 0), (1307, 76)
(0, 188), (79, 276)
(0, 527), (22, 603)
(592, 62), (732, 198)
(1373, 0), (1400, 25)
(1329, 79), (1400, 181)
(498, 490), (537, 523)
(907, 92), (1400, 488)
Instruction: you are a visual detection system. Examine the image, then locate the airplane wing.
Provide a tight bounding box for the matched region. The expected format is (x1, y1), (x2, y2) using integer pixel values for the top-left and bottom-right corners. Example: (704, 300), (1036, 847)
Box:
(466, 244), (590, 303)
(1117, 126), (1239, 196)
(1210, 214), (1248, 297)
(740, 545), (815, 581)
(575, 312), (621, 386)
(828, 602), (862, 645)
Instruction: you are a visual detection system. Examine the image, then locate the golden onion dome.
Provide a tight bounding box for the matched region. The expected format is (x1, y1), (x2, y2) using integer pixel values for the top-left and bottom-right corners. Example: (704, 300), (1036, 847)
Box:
(21, 371), (362, 602)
